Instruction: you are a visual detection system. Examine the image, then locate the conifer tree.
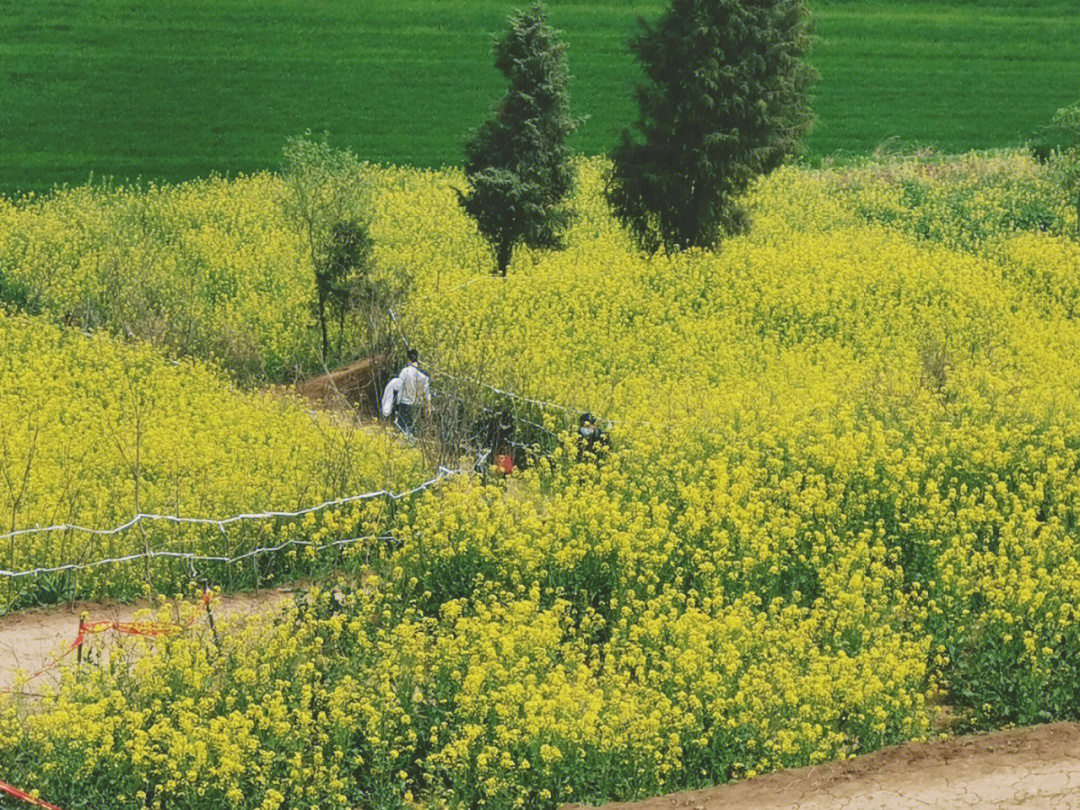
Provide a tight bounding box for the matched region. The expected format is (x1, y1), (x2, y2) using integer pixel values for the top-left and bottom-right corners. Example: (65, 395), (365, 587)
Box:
(459, 3), (579, 276)
(608, 0), (816, 253)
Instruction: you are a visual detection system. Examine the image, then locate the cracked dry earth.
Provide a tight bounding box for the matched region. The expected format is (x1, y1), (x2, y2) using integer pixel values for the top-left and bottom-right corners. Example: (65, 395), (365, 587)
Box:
(564, 723), (1080, 810)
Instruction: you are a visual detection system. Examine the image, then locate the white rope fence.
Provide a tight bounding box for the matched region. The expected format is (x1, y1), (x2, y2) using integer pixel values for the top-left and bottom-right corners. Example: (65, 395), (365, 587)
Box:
(433, 370), (573, 416)
(0, 469), (456, 546)
(0, 534), (400, 580)
(0, 467), (462, 580)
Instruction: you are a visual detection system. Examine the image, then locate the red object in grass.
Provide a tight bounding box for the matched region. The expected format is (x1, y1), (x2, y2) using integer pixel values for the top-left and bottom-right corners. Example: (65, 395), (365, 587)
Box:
(0, 779), (65, 810)
(495, 454), (514, 475)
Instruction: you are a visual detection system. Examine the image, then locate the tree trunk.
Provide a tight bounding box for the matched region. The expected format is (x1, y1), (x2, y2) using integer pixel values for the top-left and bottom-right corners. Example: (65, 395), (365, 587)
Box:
(336, 306), (347, 360)
(318, 296), (329, 363)
(496, 240), (513, 278)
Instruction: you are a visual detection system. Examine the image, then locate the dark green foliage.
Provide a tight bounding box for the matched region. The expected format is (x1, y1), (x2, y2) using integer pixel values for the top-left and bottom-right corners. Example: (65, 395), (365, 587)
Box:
(323, 220), (373, 359)
(1031, 103), (1080, 235)
(0, 270), (40, 315)
(847, 173), (1065, 253)
(945, 618), (1080, 730)
(1030, 103), (1080, 163)
(608, 0), (817, 252)
(459, 3), (579, 276)
(1030, 128), (1067, 165)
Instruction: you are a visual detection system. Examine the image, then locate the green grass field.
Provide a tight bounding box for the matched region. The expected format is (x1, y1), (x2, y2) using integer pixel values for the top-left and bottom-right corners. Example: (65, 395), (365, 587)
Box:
(1, 0), (1078, 195)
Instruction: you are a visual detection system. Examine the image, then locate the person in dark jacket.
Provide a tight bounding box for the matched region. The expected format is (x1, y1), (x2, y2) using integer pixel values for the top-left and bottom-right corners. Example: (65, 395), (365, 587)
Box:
(577, 412), (609, 462)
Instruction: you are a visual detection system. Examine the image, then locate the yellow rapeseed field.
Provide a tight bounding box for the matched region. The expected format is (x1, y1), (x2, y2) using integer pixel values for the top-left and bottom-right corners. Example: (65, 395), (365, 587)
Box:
(0, 313), (424, 610)
(2, 153), (1080, 809)
(0, 176), (319, 381)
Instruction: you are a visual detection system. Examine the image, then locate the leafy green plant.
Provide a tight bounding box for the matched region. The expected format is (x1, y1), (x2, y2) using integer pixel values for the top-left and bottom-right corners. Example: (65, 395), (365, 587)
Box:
(1031, 102), (1080, 236)
(0, 268), (40, 315)
(282, 133), (371, 361)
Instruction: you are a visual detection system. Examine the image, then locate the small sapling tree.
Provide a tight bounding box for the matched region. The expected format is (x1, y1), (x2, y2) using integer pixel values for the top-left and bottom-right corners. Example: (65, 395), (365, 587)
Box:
(282, 133), (371, 364)
(1033, 102), (1080, 236)
(325, 219), (373, 359)
(459, 2), (579, 277)
(608, 0), (816, 253)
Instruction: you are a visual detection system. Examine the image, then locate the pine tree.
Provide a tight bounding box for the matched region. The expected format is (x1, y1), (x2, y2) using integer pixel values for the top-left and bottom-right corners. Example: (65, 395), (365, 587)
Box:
(459, 3), (579, 277)
(608, 0), (816, 253)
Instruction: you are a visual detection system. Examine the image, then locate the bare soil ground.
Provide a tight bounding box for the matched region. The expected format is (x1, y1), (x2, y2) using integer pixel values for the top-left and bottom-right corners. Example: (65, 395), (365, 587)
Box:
(296, 353), (389, 414)
(0, 589), (292, 691)
(5, 600), (1079, 808)
(564, 722), (1080, 810)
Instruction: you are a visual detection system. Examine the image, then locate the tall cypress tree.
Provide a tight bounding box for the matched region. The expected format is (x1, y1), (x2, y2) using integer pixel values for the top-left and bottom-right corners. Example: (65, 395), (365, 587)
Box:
(459, 3), (579, 277)
(608, 0), (816, 253)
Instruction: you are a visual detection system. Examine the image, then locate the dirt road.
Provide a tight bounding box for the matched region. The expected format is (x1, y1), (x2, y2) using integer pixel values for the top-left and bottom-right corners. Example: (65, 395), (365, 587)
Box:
(565, 722), (1080, 810)
(6, 601), (1079, 809)
(0, 590), (291, 691)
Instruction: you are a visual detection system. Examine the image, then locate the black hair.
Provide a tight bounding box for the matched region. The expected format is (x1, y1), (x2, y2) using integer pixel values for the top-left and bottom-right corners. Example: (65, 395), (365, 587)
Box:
(579, 412), (596, 426)
(407, 349), (419, 363)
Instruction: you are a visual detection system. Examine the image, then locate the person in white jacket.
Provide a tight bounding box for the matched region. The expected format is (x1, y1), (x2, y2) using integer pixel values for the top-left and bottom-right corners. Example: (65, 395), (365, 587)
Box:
(381, 349), (431, 436)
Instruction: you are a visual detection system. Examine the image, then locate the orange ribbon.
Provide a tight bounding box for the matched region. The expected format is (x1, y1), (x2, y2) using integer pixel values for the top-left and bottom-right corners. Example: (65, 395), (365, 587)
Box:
(0, 779), (65, 810)
(1, 589), (212, 694)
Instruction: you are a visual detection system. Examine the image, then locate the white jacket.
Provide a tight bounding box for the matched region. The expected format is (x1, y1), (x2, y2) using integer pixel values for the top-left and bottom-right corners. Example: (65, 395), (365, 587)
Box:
(381, 364), (430, 417)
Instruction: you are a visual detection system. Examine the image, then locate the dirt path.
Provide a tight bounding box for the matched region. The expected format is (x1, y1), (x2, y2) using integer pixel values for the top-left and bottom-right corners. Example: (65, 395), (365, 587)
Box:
(0, 590), (293, 691)
(7, 602), (1080, 809)
(296, 353), (388, 414)
(564, 722), (1080, 810)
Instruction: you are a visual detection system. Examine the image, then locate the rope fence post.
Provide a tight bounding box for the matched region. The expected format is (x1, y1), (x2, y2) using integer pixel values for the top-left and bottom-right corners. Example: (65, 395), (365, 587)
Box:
(203, 587), (220, 648)
(75, 613), (85, 668)
(218, 524), (233, 593)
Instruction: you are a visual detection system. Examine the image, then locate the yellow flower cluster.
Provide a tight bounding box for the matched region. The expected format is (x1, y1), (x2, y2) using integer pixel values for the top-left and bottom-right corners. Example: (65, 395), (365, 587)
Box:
(4, 151), (1080, 808)
(0, 174), (322, 380)
(0, 313), (423, 610)
(0, 164), (487, 381)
